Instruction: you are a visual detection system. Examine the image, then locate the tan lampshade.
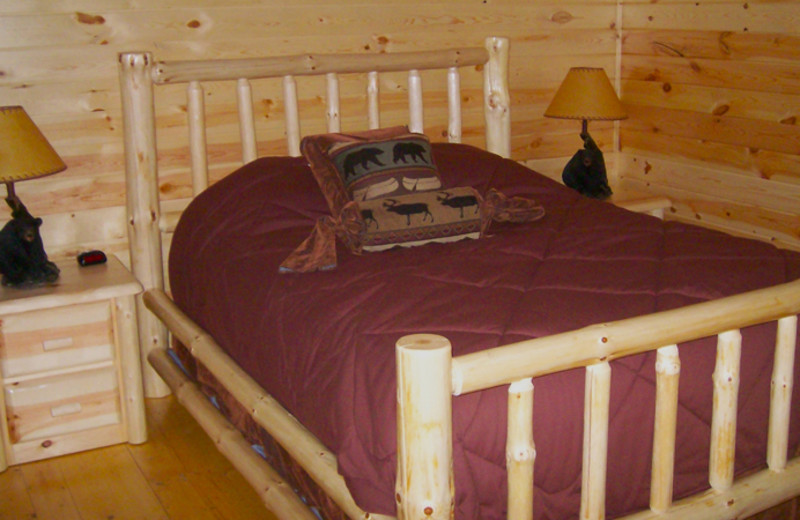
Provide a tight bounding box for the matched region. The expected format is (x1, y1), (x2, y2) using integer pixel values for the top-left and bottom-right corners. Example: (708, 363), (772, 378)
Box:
(0, 106), (66, 186)
(544, 67), (627, 121)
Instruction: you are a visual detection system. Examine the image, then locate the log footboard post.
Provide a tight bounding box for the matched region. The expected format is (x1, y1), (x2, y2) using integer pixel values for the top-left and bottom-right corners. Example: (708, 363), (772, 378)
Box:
(710, 329), (742, 492)
(119, 52), (170, 398)
(581, 362), (611, 520)
(650, 345), (680, 512)
(507, 378), (535, 520)
(395, 334), (454, 520)
(767, 315), (797, 471)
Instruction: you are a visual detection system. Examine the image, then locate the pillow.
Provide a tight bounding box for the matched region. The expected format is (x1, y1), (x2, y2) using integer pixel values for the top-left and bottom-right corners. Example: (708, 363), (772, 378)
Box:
(301, 126), (441, 216)
(281, 129), (546, 273)
(279, 186), (546, 274)
(359, 187), (483, 251)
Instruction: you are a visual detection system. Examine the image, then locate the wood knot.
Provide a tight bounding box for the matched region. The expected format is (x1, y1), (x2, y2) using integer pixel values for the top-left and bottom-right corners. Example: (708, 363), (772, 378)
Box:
(712, 104), (730, 116)
(76, 12), (105, 24)
(187, 19), (201, 29)
(424, 506), (434, 516)
(551, 11), (574, 24)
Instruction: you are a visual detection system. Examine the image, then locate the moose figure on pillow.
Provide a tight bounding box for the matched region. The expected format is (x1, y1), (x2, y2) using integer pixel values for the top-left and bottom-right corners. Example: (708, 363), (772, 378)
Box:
(562, 131), (612, 200)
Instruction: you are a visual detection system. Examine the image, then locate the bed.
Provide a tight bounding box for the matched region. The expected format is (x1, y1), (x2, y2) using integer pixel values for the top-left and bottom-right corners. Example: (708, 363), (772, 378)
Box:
(118, 37), (800, 520)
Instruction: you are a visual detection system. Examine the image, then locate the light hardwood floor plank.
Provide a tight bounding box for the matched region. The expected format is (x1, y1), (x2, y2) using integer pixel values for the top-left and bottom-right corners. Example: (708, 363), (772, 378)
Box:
(56, 444), (168, 520)
(0, 466), (36, 519)
(19, 458), (81, 520)
(126, 414), (221, 520)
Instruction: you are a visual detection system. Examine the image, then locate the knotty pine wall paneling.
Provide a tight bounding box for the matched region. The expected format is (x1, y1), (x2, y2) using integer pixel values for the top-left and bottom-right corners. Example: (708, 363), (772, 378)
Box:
(0, 1), (619, 264)
(619, 0), (800, 250)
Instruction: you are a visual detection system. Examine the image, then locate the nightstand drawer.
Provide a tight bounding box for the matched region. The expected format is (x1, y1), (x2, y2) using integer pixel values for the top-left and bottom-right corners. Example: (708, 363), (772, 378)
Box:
(4, 366), (121, 443)
(0, 302), (114, 379)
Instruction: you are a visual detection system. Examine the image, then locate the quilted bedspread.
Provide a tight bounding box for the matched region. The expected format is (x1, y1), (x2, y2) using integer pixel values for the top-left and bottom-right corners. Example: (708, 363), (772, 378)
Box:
(169, 143), (800, 519)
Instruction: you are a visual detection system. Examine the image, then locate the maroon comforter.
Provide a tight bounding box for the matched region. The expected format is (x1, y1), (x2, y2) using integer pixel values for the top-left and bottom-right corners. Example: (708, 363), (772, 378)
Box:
(170, 144), (800, 519)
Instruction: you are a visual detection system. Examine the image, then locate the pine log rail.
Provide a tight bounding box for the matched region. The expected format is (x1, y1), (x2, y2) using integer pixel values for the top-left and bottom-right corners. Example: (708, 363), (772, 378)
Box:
(150, 47), (490, 84)
(395, 277), (800, 520)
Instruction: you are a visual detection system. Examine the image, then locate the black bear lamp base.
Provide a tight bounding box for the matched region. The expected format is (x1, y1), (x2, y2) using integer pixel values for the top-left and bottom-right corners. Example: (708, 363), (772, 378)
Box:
(0, 191), (60, 289)
(560, 121), (613, 200)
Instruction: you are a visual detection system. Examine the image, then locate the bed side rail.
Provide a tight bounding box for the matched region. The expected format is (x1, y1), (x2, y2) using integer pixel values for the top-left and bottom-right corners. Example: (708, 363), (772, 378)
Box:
(397, 278), (800, 520)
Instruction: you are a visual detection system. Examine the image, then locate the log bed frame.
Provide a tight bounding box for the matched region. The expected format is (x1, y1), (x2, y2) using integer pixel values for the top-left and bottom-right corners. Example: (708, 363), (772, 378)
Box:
(119, 37), (800, 520)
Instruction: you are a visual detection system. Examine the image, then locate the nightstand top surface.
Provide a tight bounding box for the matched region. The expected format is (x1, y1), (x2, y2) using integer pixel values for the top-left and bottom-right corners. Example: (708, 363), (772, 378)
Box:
(0, 255), (141, 314)
(608, 187), (671, 214)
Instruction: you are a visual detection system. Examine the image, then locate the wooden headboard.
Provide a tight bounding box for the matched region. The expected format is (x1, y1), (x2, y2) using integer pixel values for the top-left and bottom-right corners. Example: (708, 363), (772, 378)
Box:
(118, 36), (510, 396)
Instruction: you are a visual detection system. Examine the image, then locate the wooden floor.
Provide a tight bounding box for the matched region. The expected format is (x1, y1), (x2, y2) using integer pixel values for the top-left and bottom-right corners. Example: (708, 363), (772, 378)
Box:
(0, 396), (279, 520)
(3, 395), (799, 520)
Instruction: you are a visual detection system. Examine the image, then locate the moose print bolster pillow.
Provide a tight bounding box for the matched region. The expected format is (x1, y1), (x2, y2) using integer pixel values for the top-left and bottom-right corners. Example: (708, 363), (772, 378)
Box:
(358, 187), (483, 251)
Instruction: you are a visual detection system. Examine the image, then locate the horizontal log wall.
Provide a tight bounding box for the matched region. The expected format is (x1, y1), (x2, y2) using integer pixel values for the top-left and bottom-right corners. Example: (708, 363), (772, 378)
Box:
(618, 0), (800, 251)
(0, 1), (618, 263)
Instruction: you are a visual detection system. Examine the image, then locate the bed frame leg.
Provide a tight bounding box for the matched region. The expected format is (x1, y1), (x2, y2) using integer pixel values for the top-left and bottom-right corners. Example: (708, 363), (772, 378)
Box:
(395, 334), (454, 520)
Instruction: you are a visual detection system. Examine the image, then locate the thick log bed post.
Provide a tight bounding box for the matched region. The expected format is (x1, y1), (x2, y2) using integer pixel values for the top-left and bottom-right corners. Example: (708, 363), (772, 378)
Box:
(119, 52), (170, 398)
(484, 36), (510, 159)
(395, 334), (454, 520)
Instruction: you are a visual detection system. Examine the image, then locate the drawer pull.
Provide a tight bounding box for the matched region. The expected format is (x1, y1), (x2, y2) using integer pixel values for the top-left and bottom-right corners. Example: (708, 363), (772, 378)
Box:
(50, 402), (82, 417)
(42, 337), (75, 351)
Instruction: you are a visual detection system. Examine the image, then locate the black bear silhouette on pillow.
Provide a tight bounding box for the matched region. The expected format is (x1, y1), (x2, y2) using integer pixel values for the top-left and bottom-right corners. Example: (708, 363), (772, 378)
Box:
(562, 132), (612, 200)
(392, 141), (428, 164)
(343, 148), (385, 178)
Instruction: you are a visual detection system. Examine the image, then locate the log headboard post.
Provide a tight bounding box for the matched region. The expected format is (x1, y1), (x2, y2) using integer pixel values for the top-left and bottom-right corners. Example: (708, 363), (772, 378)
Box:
(119, 52), (171, 398)
(484, 36), (511, 159)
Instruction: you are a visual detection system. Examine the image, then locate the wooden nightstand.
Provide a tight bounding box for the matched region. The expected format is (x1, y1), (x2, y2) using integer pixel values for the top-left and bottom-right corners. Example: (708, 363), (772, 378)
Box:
(0, 255), (146, 471)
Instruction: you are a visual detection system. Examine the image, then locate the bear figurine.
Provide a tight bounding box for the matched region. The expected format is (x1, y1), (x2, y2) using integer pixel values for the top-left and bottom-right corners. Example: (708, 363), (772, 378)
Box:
(562, 131), (613, 200)
(0, 197), (59, 287)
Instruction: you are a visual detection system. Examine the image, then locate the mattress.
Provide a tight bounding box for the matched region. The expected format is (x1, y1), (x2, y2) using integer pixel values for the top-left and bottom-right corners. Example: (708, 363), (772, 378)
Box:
(169, 143), (800, 519)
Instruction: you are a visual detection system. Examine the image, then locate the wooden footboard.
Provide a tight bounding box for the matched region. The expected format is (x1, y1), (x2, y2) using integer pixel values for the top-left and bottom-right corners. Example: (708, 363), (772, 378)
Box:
(396, 279), (800, 520)
(142, 278), (800, 520)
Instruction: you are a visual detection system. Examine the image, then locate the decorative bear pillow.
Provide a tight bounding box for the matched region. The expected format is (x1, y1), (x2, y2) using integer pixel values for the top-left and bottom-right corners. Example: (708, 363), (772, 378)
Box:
(280, 128), (547, 273)
(300, 126), (441, 217)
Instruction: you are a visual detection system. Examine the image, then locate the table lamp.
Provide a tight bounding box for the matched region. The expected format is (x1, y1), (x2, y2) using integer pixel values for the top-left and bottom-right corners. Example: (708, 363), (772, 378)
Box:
(544, 67), (627, 199)
(0, 106), (66, 286)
